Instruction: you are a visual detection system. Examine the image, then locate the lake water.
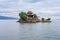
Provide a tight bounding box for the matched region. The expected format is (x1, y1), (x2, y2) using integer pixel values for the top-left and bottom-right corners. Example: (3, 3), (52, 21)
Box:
(0, 20), (60, 40)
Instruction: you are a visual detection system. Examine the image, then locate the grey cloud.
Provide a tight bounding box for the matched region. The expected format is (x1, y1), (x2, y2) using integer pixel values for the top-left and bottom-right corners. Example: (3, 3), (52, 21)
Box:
(0, 0), (19, 8)
(51, 13), (60, 16)
(23, 0), (43, 3)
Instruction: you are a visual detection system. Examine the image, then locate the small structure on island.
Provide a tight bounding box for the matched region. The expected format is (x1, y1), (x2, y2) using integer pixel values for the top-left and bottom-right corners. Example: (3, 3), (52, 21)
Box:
(27, 11), (34, 20)
(26, 11), (40, 23)
(18, 11), (51, 23)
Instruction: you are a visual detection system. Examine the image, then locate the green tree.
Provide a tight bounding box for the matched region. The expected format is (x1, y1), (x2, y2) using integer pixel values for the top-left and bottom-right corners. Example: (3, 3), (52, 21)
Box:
(42, 18), (45, 21)
(19, 12), (27, 20)
(33, 14), (37, 18)
(47, 18), (51, 21)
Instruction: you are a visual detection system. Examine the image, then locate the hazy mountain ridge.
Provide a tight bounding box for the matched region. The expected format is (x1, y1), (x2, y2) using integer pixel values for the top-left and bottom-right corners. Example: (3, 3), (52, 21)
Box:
(0, 16), (18, 20)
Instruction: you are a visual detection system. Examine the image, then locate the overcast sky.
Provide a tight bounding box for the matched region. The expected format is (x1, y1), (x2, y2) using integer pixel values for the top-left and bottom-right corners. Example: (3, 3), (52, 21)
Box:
(0, 0), (60, 18)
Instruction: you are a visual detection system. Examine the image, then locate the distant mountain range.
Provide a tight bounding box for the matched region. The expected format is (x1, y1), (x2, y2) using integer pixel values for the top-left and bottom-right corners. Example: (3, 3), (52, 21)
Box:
(0, 16), (18, 20)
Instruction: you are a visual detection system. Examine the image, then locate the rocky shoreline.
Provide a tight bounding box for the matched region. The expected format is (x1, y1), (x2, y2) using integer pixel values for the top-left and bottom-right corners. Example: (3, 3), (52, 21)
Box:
(17, 19), (51, 23)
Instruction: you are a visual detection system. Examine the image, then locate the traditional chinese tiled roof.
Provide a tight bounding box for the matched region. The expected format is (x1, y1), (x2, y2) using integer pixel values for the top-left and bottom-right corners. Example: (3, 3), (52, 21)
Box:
(27, 11), (33, 15)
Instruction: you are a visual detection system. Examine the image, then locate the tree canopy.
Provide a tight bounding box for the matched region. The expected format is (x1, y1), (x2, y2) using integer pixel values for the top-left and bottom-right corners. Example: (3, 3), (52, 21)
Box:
(19, 12), (27, 20)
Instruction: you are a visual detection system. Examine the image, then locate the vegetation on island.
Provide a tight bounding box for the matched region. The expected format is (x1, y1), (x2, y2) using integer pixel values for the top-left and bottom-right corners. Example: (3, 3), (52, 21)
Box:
(33, 14), (37, 18)
(47, 18), (51, 21)
(19, 12), (27, 20)
(41, 18), (45, 21)
(18, 11), (51, 23)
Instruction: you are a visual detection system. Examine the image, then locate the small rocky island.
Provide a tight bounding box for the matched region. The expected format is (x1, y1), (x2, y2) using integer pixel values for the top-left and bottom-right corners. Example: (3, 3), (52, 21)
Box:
(18, 11), (51, 23)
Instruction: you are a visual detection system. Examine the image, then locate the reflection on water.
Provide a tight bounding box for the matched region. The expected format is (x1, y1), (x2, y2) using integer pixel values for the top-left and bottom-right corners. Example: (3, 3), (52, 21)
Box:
(0, 20), (60, 40)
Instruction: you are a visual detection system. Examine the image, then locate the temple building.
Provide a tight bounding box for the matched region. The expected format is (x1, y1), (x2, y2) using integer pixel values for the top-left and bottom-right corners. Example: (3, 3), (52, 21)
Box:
(27, 11), (34, 20)
(26, 11), (39, 22)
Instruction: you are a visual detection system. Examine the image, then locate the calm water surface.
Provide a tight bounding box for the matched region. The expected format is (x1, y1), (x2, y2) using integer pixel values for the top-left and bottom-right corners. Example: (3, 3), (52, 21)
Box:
(0, 20), (60, 40)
